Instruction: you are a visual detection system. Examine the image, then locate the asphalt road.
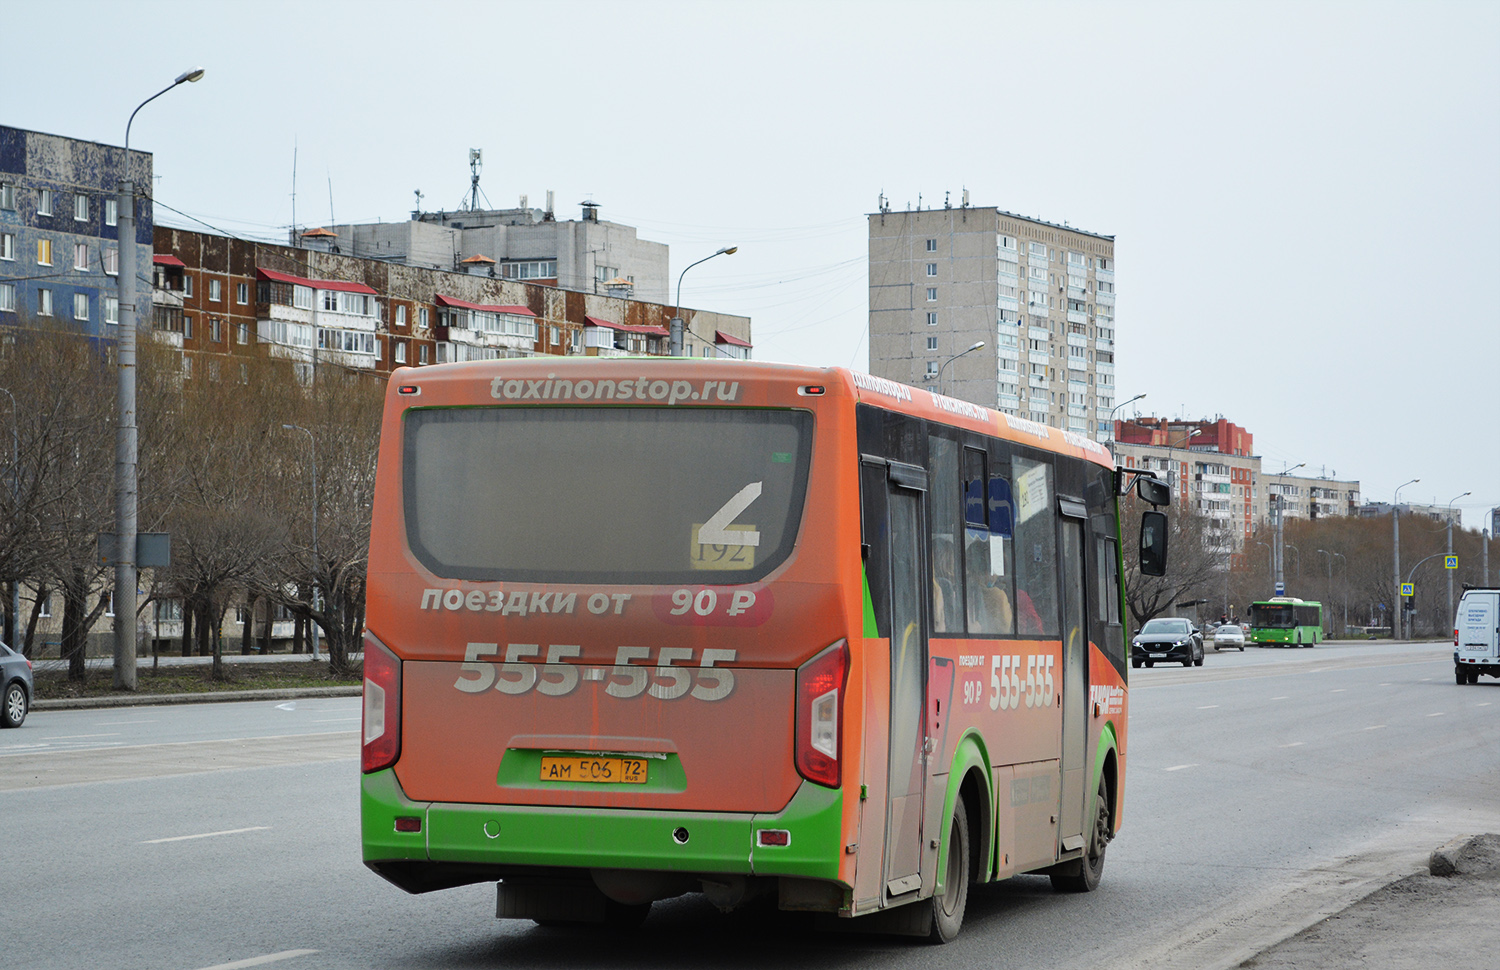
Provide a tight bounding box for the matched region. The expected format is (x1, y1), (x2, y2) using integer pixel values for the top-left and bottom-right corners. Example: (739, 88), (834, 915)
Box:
(4, 640), (1496, 970)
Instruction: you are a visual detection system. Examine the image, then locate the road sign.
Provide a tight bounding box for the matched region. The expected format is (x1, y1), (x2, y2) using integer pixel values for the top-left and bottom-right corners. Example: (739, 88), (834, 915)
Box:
(1401, 582), (1415, 597)
(1445, 556), (1458, 569)
(1274, 581), (1285, 595)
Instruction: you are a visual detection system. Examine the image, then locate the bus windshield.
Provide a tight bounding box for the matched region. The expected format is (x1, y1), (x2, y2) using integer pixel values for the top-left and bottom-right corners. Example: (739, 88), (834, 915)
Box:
(1250, 604), (1294, 628)
(402, 406), (813, 585)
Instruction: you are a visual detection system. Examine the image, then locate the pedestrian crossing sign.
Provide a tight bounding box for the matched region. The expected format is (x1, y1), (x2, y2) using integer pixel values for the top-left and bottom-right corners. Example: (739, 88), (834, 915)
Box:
(1445, 556), (1458, 569)
(1401, 582), (1414, 596)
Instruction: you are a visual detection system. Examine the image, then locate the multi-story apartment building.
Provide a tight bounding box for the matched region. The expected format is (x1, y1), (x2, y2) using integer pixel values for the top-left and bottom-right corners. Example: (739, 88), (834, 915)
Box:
(0, 125), (153, 338)
(1112, 416), (1360, 555)
(315, 198), (671, 304)
(1359, 502), (1460, 527)
(152, 226), (752, 380)
(868, 199), (1116, 441)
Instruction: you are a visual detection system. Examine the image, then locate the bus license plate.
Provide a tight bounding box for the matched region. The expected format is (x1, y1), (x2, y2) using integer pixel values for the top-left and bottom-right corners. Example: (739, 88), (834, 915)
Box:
(540, 756), (648, 784)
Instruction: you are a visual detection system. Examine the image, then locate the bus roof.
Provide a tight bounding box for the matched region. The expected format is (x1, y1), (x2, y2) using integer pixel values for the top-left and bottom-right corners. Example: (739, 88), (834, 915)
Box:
(386, 358), (1115, 470)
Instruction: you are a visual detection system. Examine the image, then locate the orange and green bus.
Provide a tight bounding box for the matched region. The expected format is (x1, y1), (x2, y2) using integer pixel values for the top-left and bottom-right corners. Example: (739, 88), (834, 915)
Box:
(360, 359), (1167, 941)
(1247, 596), (1323, 646)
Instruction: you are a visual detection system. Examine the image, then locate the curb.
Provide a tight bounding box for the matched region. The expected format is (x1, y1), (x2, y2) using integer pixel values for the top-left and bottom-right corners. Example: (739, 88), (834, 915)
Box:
(33, 685), (363, 711)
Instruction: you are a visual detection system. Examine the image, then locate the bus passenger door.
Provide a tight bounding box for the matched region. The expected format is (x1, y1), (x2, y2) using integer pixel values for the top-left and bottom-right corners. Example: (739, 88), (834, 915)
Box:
(883, 463), (929, 899)
(1057, 508), (1090, 853)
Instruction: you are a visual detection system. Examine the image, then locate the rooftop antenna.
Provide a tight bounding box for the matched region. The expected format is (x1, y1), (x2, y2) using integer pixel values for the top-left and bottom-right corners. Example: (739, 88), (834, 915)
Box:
(290, 139), (298, 246)
(467, 148), (482, 211)
(413, 188), (423, 217)
(327, 170), (334, 229)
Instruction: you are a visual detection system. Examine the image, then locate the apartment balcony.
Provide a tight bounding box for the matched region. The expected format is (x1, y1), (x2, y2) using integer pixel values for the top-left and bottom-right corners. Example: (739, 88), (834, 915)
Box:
(1096, 267), (1114, 285)
(997, 295), (1020, 312)
(1067, 333), (1087, 348)
(998, 393), (1021, 410)
(447, 327), (534, 353)
(312, 308), (378, 333)
(1068, 404), (1087, 418)
(1096, 290), (1115, 307)
(1028, 351), (1050, 365)
(1029, 374), (1048, 389)
(1095, 336), (1114, 351)
(1096, 361), (1115, 376)
(1029, 326), (1051, 341)
(262, 302), (313, 326)
(1067, 284), (1087, 301)
(1067, 358), (1087, 373)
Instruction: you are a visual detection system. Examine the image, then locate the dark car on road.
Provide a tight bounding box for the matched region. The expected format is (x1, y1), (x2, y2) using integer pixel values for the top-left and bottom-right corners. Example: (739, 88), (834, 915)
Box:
(1, 640), (33, 727)
(1132, 617), (1204, 668)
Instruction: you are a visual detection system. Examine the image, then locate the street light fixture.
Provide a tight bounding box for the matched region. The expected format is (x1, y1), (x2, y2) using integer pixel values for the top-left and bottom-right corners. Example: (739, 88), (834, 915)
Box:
(283, 424), (320, 660)
(1106, 393), (1146, 442)
(669, 246), (737, 357)
(1271, 462), (1305, 593)
(114, 66), (206, 691)
(1392, 477), (1419, 640)
(930, 341), (985, 398)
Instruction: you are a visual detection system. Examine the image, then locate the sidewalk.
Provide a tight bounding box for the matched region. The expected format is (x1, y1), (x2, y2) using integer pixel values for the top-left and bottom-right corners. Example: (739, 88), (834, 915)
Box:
(31, 651), (364, 711)
(1238, 835), (1500, 969)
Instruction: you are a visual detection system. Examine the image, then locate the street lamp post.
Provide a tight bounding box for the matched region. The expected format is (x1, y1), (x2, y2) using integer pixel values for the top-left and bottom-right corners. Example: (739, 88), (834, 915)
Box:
(1255, 540), (1271, 576)
(930, 341), (985, 398)
(1272, 462), (1304, 594)
(283, 424), (320, 660)
(1333, 552), (1347, 634)
(1317, 549), (1333, 636)
(1406, 553), (1445, 639)
(0, 387), (16, 648)
(669, 246), (737, 357)
(1285, 543), (1300, 579)
(1445, 491), (1470, 624)
(1392, 478), (1419, 640)
(114, 67), (205, 691)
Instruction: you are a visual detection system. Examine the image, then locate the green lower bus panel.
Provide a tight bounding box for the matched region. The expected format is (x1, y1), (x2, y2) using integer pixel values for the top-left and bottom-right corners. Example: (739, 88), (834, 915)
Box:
(362, 769), (844, 882)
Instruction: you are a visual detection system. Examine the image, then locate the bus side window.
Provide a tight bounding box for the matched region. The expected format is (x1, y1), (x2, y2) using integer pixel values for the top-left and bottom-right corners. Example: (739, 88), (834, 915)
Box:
(963, 449), (1013, 635)
(1012, 456), (1060, 637)
(1096, 536), (1120, 626)
(928, 435), (963, 634)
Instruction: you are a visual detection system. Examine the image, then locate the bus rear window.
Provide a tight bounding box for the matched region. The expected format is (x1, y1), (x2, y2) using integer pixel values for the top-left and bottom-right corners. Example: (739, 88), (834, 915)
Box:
(402, 407), (813, 585)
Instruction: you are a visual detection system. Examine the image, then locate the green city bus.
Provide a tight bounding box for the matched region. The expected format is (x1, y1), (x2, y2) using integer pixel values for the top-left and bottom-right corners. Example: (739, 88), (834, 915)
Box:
(1247, 596), (1323, 647)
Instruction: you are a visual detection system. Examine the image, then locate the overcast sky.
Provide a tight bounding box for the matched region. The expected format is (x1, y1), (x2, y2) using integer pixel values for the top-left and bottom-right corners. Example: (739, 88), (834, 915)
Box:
(8, 0), (1497, 525)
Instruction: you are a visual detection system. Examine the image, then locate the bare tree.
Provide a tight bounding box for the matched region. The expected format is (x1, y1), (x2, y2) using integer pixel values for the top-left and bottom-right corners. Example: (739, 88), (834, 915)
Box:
(1123, 501), (1227, 627)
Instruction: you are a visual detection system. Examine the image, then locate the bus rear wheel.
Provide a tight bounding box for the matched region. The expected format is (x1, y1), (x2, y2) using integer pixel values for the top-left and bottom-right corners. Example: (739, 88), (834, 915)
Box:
(1052, 776), (1110, 893)
(928, 799), (970, 944)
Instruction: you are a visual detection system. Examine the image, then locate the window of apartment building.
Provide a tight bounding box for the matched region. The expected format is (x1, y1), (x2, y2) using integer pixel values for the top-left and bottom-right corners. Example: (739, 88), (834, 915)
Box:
(37, 288), (52, 316)
(419, 344), (430, 364)
(183, 275), (193, 298)
(927, 335), (939, 351)
(236, 282), (249, 305)
(103, 247), (118, 276)
(926, 360), (940, 379)
(73, 243), (89, 271)
(0, 233), (12, 261)
(1097, 326), (1113, 341)
(210, 318), (221, 342)
(0, 183), (14, 211)
(998, 356), (1016, 372)
(291, 284), (312, 309)
(74, 194), (88, 221)
(105, 199), (117, 227)
(997, 331), (1018, 349)
(926, 287), (937, 302)
(36, 239), (52, 266)
(239, 362), (249, 384)
(926, 263), (937, 277)
(569, 330), (583, 355)
(1028, 338), (1048, 354)
(1097, 280), (1114, 294)
(323, 290), (337, 311)
(207, 359), (221, 383)
(104, 296), (118, 325)
(394, 340), (407, 364)
(37, 188), (53, 215)
(37, 592), (51, 618)
(183, 314), (193, 339)
(0, 283), (14, 313)
(998, 234), (1017, 252)
(926, 239), (937, 252)
(183, 356), (193, 379)
(1028, 265), (1046, 282)
(1098, 257), (1112, 271)
(209, 279), (222, 303)
(395, 304), (407, 328)
(1029, 242), (1046, 259)
(549, 325), (560, 345)
(418, 307), (429, 329)
(1067, 251), (1084, 268)
(237, 322), (249, 344)
(926, 311), (938, 326)
(74, 293), (89, 321)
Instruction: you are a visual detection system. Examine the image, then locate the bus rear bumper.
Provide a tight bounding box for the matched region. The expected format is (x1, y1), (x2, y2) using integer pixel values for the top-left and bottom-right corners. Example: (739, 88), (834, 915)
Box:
(362, 768), (845, 895)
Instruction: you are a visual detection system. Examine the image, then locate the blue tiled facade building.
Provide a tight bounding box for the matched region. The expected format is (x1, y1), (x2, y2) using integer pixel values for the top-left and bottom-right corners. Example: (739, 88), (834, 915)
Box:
(0, 125), (153, 338)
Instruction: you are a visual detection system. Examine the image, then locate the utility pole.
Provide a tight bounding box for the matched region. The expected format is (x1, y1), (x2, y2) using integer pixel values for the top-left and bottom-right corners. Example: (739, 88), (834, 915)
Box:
(1446, 492), (1469, 624)
(1393, 479), (1418, 641)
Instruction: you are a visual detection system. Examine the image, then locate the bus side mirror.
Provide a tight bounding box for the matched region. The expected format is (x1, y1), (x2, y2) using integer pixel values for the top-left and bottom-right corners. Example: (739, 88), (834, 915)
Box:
(1139, 510), (1168, 576)
(1136, 476), (1171, 507)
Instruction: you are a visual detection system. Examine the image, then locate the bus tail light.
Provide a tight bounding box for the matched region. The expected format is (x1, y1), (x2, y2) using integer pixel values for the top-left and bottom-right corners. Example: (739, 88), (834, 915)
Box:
(362, 632), (402, 773)
(795, 640), (848, 788)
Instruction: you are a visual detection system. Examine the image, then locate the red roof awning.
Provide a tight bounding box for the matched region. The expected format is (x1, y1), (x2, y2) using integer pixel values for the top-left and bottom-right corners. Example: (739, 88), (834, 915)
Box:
(715, 330), (753, 348)
(435, 294), (536, 316)
(152, 254), (186, 267)
(585, 315), (669, 336)
(256, 267), (376, 295)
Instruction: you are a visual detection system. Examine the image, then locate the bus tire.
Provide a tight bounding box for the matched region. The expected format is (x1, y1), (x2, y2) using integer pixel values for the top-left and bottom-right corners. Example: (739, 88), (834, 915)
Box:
(1052, 775), (1110, 893)
(928, 798), (970, 944)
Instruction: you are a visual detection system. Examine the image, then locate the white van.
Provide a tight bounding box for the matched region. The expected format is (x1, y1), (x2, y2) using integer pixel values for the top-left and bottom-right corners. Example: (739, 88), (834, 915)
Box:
(1454, 587), (1499, 685)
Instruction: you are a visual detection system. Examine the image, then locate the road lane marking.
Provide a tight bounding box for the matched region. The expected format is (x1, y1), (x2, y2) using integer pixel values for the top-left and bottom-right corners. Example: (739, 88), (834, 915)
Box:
(1330, 689), (1346, 693)
(41, 733), (122, 740)
(1365, 725), (1386, 730)
(94, 719), (158, 726)
(192, 950), (319, 970)
(1270, 696), (1289, 700)
(141, 826), (270, 844)
(1379, 682), (1392, 686)
(1426, 712), (1445, 717)
(1197, 705), (1219, 709)
(1280, 742), (1305, 747)
(1165, 764), (1198, 771)
(1478, 703), (1492, 708)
